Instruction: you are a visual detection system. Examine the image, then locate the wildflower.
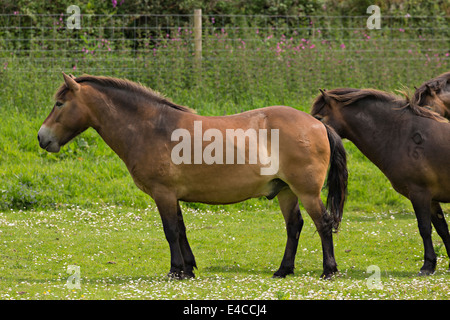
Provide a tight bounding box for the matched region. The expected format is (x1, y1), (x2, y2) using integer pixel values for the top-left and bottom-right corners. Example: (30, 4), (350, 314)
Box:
(73, 65), (77, 71)
(112, 0), (117, 8)
(340, 43), (346, 49)
(211, 17), (215, 24)
(445, 53), (449, 57)
(399, 28), (405, 32)
(309, 44), (315, 49)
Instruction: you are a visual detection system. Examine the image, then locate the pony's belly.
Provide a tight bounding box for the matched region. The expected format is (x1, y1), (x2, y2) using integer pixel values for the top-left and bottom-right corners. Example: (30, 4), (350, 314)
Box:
(178, 179), (288, 204)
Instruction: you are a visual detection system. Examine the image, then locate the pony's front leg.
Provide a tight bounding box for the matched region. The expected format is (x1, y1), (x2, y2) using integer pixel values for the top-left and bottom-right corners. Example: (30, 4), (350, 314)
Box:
(410, 194), (436, 275)
(154, 193), (189, 279)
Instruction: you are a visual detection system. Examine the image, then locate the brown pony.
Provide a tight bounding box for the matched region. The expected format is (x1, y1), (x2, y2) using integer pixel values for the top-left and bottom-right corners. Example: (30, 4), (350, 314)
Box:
(412, 71), (450, 119)
(38, 73), (348, 279)
(311, 88), (450, 275)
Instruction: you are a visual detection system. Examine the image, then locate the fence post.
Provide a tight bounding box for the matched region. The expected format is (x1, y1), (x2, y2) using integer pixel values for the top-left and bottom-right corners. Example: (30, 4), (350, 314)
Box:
(193, 9), (202, 76)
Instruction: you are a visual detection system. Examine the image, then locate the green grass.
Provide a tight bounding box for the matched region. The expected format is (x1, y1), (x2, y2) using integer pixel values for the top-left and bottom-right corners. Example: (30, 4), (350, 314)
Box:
(1, 205), (450, 300)
(2, 72), (447, 300)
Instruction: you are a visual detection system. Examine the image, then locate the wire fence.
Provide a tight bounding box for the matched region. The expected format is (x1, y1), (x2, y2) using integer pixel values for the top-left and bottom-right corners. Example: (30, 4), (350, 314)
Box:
(0, 12), (449, 107)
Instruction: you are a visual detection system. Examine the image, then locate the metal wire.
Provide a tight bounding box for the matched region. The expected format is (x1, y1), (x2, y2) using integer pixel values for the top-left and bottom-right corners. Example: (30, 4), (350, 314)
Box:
(0, 13), (448, 75)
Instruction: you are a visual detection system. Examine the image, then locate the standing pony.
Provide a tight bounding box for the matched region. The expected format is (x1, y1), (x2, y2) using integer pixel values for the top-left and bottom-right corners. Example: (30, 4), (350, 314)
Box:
(38, 73), (348, 279)
(312, 88), (450, 275)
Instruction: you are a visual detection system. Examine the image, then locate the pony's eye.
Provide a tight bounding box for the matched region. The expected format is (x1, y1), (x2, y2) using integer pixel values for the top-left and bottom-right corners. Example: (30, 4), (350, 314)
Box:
(55, 101), (64, 108)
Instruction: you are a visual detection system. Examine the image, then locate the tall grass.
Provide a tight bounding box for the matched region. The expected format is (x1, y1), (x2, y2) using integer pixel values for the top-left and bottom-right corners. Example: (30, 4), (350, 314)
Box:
(0, 14), (448, 212)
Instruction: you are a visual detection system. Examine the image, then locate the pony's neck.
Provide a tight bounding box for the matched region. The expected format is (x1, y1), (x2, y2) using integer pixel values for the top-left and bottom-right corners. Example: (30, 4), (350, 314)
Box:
(341, 98), (409, 173)
(84, 87), (179, 165)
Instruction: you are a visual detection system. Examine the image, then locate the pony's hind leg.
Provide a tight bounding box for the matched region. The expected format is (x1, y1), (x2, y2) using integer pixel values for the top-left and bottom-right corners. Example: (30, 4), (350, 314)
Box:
(273, 188), (304, 278)
(298, 192), (338, 279)
(430, 201), (450, 271)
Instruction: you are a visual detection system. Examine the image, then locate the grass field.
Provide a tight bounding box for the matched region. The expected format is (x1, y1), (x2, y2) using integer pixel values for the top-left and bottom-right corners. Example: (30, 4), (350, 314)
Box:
(1, 205), (450, 300)
(2, 71), (450, 300)
(1, 73), (450, 300)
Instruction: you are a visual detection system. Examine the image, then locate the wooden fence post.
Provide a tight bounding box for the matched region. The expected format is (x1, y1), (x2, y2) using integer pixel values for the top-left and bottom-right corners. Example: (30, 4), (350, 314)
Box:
(193, 9), (202, 76)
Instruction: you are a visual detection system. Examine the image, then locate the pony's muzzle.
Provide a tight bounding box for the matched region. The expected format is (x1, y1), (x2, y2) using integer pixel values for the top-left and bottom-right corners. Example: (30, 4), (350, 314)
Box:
(37, 126), (61, 153)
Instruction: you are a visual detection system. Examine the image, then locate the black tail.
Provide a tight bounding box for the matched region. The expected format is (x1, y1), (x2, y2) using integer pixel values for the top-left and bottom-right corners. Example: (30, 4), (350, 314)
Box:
(325, 124), (348, 232)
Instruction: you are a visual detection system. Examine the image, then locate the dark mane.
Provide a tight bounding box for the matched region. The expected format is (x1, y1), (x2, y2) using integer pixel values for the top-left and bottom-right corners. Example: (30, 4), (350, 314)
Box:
(311, 87), (446, 122)
(55, 74), (195, 113)
(412, 71), (450, 106)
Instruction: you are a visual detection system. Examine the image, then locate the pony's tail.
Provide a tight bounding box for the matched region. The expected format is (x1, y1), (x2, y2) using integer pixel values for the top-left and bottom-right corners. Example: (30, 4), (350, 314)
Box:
(324, 124), (348, 232)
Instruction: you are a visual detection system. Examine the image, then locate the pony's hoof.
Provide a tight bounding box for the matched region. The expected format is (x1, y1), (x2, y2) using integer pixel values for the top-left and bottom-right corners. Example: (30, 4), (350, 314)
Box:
(272, 267), (294, 278)
(167, 270), (195, 280)
(320, 268), (339, 280)
(418, 269), (435, 276)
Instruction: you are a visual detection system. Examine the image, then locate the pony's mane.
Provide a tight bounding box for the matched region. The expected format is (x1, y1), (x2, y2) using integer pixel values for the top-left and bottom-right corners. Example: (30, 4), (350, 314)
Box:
(55, 74), (195, 113)
(311, 87), (446, 122)
(412, 71), (450, 106)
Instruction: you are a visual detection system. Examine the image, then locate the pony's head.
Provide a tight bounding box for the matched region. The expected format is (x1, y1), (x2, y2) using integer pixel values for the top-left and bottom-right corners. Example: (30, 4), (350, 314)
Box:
(412, 72), (450, 119)
(38, 72), (92, 153)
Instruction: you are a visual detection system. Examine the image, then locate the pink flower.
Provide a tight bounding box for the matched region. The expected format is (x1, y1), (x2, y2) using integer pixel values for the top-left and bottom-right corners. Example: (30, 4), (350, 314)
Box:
(399, 28), (405, 32)
(309, 44), (315, 49)
(73, 65), (77, 70)
(445, 53), (449, 57)
(340, 43), (346, 49)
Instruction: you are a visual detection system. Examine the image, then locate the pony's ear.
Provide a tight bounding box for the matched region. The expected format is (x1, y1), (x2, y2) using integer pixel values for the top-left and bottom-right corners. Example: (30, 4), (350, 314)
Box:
(319, 88), (332, 104)
(62, 72), (80, 92)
